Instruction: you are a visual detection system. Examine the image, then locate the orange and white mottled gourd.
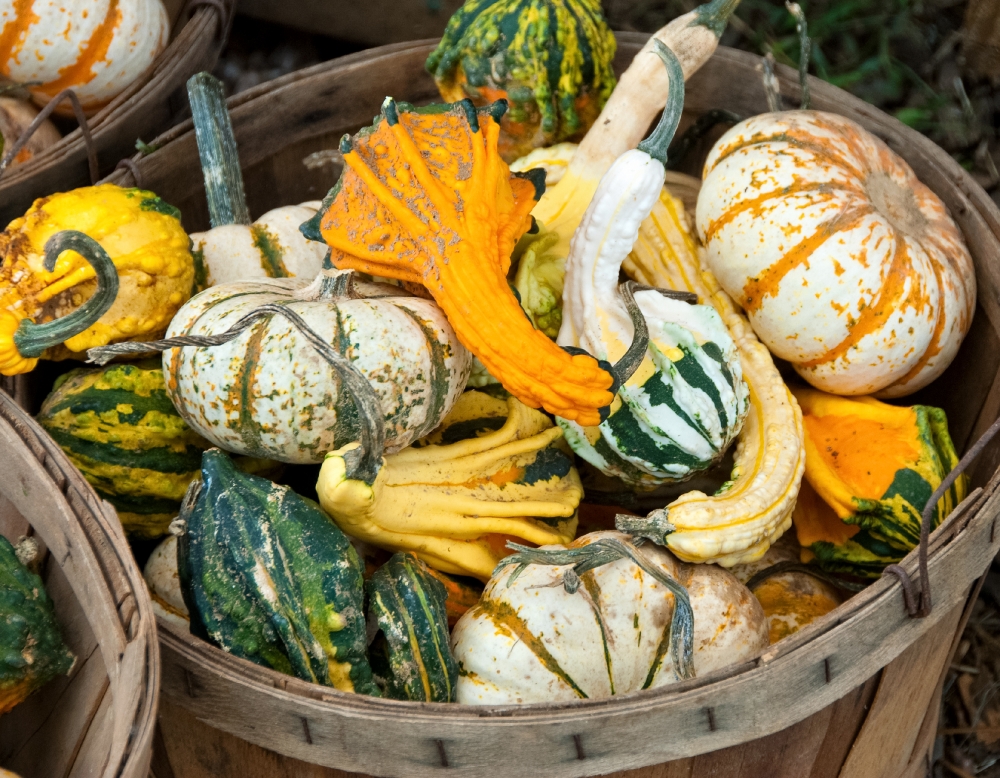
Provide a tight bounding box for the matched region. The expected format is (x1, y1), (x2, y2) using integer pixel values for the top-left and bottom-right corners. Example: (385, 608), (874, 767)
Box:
(0, 184), (193, 374)
(162, 271), (471, 463)
(303, 96), (619, 426)
(452, 530), (768, 704)
(0, 0), (170, 115)
(186, 74), (328, 289)
(0, 96), (60, 168)
(697, 110), (975, 397)
(556, 41), (749, 490)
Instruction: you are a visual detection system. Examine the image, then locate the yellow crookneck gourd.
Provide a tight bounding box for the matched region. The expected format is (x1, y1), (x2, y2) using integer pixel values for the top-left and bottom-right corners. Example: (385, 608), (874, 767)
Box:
(621, 186), (805, 565)
(530, 0), (740, 260)
(317, 390), (582, 581)
(303, 97), (621, 427)
(0, 184), (193, 374)
(791, 387), (967, 579)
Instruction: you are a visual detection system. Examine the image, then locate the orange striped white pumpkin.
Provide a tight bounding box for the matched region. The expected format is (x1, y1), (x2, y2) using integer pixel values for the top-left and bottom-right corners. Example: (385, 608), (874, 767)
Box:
(696, 110), (975, 397)
(0, 0), (169, 116)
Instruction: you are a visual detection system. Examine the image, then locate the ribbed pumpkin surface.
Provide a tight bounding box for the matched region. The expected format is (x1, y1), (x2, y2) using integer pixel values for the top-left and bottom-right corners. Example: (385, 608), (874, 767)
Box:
(697, 110), (975, 398)
(0, 0), (170, 114)
(0, 535), (74, 715)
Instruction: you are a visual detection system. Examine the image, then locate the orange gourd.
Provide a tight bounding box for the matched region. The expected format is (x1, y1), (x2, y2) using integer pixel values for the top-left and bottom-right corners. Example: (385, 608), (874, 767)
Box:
(304, 98), (616, 426)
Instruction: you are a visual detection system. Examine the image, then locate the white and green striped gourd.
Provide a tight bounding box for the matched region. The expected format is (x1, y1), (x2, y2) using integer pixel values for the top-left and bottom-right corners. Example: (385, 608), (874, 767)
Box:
(556, 42), (748, 488)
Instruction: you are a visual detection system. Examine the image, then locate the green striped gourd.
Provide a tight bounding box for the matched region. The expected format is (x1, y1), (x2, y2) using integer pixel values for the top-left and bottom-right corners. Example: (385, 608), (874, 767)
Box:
(37, 361), (209, 539)
(366, 553), (458, 702)
(452, 530), (767, 704)
(186, 73), (328, 289)
(177, 449), (378, 693)
(164, 272), (471, 463)
(425, 0), (616, 161)
(555, 42), (748, 487)
(0, 536), (75, 715)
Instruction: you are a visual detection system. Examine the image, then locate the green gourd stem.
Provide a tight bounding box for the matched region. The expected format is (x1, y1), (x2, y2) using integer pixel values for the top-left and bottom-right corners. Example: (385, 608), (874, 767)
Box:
(13, 231), (120, 359)
(636, 41), (685, 166)
(615, 509), (675, 546)
(187, 72), (251, 228)
(786, 1), (811, 110)
(693, 0), (742, 38)
(498, 537), (695, 681)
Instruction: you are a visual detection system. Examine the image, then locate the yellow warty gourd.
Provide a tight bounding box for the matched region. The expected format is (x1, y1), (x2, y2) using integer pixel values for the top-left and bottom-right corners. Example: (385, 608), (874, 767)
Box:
(0, 185), (193, 371)
(317, 391), (582, 581)
(622, 185), (805, 565)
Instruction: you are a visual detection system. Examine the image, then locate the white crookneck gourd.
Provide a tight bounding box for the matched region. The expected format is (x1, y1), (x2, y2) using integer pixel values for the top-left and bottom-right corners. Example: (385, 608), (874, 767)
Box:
(186, 73), (328, 289)
(557, 41), (749, 489)
(531, 0), (740, 259)
(452, 530), (768, 704)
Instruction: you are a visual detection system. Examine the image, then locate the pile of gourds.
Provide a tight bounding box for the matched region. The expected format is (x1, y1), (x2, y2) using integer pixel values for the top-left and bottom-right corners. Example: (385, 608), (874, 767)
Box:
(0, 0), (976, 711)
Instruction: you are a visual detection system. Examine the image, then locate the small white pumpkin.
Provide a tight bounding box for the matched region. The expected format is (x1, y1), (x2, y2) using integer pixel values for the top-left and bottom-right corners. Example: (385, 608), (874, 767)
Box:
(190, 200), (328, 288)
(187, 74), (328, 289)
(696, 109), (975, 398)
(163, 271), (472, 463)
(452, 530), (768, 704)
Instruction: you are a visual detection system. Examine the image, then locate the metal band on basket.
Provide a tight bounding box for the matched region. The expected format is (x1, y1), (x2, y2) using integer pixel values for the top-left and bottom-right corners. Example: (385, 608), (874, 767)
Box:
(0, 88), (98, 184)
(881, 415), (1000, 618)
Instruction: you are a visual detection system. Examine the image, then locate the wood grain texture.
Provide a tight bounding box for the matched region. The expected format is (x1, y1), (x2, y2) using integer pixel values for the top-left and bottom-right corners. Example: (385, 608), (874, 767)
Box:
(0, 394), (159, 778)
(0, 0), (235, 226)
(94, 39), (1000, 778)
(838, 607), (964, 777)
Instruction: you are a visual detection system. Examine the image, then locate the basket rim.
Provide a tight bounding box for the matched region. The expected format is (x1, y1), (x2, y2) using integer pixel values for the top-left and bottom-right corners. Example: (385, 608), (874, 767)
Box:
(0, 393), (160, 778)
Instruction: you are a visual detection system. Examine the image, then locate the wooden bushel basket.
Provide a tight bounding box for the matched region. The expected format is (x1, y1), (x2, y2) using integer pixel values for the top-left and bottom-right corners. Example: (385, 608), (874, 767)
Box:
(0, 394), (159, 777)
(91, 35), (1000, 778)
(0, 0), (235, 227)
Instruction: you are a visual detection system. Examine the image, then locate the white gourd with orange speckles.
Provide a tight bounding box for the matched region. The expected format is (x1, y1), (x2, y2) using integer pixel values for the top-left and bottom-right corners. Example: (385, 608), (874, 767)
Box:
(696, 110), (975, 397)
(452, 531), (768, 705)
(0, 0), (170, 115)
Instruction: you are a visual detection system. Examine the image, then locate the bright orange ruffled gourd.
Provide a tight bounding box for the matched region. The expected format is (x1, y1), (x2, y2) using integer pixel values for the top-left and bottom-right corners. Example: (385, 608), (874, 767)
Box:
(304, 98), (615, 426)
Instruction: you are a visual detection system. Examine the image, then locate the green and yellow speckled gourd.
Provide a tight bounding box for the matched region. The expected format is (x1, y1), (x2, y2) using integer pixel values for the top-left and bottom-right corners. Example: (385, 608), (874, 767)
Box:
(426, 0), (617, 161)
(366, 553), (458, 702)
(37, 361), (277, 539)
(0, 535), (75, 715)
(791, 387), (967, 578)
(177, 449), (379, 693)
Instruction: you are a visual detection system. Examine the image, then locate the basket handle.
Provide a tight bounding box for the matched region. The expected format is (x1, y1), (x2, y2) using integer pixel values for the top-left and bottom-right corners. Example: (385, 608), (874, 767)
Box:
(882, 414), (1000, 617)
(0, 88), (98, 184)
(183, 0), (231, 41)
